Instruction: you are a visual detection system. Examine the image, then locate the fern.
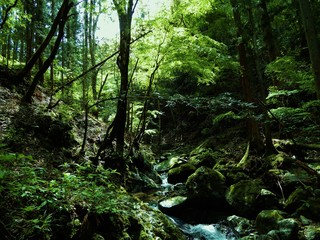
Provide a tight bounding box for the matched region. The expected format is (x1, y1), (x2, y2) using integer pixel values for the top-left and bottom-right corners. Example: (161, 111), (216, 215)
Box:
(212, 111), (241, 126)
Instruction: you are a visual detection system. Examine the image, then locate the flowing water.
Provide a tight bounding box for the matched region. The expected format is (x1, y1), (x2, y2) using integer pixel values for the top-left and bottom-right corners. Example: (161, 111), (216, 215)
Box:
(156, 173), (239, 240)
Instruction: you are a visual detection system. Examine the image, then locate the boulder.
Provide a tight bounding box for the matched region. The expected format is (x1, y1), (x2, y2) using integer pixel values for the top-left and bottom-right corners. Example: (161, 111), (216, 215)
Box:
(158, 196), (188, 215)
(227, 215), (254, 237)
(284, 186), (313, 213)
(189, 148), (220, 168)
(255, 209), (285, 234)
(186, 166), (226, 200)
(268, 169), (318, 196)
(167, 163), (196, 184)
(296, 196), (320, 221)
(256, 210), (299, 240)
(273, 218), (299, 239)
(301, 225), (320, 240)
(225, 179), (278, 217)
(155, 155), (185, 172)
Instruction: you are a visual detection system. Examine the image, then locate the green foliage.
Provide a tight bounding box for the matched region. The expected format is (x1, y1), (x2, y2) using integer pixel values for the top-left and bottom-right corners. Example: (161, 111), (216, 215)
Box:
(269, 107), (319, 141)
(265, 56), (314, 93)
(212, 111), (241, 126)
(0, 148), (122, 239)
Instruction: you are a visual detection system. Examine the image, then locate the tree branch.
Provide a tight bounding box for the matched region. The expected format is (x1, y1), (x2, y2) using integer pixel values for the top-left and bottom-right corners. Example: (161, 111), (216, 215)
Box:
(53, 30), (152, 95)
(0, 0), (19, 30)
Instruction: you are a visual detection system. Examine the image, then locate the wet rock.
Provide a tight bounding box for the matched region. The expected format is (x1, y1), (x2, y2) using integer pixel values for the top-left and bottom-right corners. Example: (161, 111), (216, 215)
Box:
(301, 225), (320, 240)
(168, 163), (196, 184)
(186, 166), (226, 200)
(155, 155), (186, 172)
(227, 215), (254, 237)
(158, 196), (188, 215)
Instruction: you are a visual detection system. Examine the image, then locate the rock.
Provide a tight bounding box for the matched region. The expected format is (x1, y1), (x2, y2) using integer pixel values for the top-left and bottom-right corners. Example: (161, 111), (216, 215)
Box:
(155, 155), (185, 172)
(74, 193), (186, 240)
(189, 148), (220, 168)
(255, 210), (299, 240)
(296, 196), (320, 221)
(255, 209), (285, 234)
(158, 196), (188, 215)
(186, 166), (226, 200)
(224, 170), (249, 185)
(301, 225), (320, 240)
(284, 186), (313, 213)
(226, 179), (269, 217)
(268, 169), (318, 196)
(266, 153), (292, 169)
(227, 215), (254, 237)
(269, 218), (299, 240)
(167, 163), (196, 184)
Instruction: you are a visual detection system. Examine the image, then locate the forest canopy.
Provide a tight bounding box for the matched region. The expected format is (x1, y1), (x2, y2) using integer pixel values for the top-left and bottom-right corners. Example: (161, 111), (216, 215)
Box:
(1, 0), (320, 239)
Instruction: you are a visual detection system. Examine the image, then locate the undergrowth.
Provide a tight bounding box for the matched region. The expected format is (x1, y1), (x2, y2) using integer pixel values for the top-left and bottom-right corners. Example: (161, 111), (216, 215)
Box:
(0, 144), (120, 240)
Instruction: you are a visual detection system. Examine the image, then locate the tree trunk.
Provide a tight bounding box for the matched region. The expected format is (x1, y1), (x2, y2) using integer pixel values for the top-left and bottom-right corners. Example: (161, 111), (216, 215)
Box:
(248, 0), (276, 154)
(17, 0), (70, 82)
(110, 0), (135, 156)
(230, 0), (264, 152)
(298, 0), (320, 99)
(22, 0), (73, 103)
(259, 0), (279, 62)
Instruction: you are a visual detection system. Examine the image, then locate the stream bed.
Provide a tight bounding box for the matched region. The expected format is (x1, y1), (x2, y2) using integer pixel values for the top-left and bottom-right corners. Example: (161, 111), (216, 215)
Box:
(153, 173), (239, 240)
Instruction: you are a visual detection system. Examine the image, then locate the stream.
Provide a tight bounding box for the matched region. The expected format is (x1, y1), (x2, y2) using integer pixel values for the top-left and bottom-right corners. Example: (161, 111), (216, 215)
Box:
(153, 173), (239, 240)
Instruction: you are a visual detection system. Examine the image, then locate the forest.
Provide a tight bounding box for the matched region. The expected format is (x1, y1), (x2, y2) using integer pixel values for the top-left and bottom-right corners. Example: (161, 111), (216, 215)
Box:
(1, 0), (320, 239)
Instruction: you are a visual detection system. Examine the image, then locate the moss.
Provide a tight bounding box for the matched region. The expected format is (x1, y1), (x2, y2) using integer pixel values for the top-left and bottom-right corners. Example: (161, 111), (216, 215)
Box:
(225, 179), (264, 217)
(168, 163), (196, 184)
(186, 166), (226, 199)
(255, 210), (286, 234)
(189, 149), (221, 168)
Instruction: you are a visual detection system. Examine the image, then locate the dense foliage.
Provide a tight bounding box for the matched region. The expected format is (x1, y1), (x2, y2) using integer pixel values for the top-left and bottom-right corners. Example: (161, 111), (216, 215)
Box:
(1, 0), (320, 238)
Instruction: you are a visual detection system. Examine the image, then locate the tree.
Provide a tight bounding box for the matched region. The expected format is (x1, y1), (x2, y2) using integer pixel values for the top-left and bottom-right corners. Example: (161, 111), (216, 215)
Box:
(22, 0), (74, 103)
(230, 0), (264, 151)
(104, 0), (137, 157)
(298, 0), (320, 99)
(0, 0), (19, 30)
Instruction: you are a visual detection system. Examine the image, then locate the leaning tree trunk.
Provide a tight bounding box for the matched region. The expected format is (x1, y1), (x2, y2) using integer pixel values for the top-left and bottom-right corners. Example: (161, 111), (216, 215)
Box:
(17, 0), (70, 83)
(22, 0), (73, 103)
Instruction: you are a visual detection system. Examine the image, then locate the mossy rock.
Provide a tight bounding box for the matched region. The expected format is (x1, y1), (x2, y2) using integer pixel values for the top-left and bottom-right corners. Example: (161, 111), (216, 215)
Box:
(296, 197), (320, 221)
(189, 149), (221, 168)
(73, 193), (186, 240)
(266, 153), (292, 169)
(302, 225), (320, 240)
(168, 163), (196, 184)
(226, 179), (266, 217)
(256, 211), (299, 240)
(227, 215), (254, 237)
(155, 155), (184, 172)
(266, 218), (299, 240)
(186, 166), (226, 200)
(255, 210), (286, 234)
(284, 186), (313, 213)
